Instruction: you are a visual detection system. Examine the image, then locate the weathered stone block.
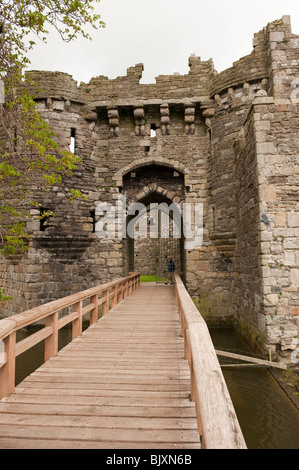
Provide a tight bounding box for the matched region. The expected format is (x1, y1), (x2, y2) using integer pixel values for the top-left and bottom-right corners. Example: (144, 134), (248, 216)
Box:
(288, 211), (299, 227)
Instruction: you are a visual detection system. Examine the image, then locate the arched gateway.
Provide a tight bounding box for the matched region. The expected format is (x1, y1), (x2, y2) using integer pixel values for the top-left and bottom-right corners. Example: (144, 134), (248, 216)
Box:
(121, 163), (186, 282)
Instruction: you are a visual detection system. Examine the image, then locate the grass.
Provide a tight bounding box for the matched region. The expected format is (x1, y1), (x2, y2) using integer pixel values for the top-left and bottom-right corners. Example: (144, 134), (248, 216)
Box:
(140, 275), (167, 282)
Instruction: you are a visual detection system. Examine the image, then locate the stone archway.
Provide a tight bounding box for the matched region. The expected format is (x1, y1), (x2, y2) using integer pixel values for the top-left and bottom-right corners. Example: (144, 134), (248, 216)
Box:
(126, 193), (184, 282)
(113, 156), (190, 190)
(121, 164), (186, 281)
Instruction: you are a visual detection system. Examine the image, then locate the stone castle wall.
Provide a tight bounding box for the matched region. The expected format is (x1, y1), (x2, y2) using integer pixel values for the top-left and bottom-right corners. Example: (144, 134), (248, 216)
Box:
(1, 16), (298, 358)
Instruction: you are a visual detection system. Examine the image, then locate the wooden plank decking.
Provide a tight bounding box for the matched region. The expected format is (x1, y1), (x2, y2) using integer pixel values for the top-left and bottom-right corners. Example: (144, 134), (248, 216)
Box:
(0, 284), (201, 449)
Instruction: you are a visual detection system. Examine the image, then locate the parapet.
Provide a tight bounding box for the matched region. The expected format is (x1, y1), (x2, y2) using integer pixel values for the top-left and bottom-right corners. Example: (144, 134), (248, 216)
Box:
(24, 16), (298, 110)
(211, 15), (295, 97)
(25, 70), (85, 103)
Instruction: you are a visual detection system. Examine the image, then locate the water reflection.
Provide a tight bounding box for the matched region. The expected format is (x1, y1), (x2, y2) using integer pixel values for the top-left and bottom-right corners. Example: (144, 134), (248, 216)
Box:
(209, 327), (299, 449)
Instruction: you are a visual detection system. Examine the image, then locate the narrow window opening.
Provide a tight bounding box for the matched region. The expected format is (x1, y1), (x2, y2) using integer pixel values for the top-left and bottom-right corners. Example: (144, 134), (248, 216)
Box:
(69, 128), (76, 153)
(90, 210), (96, 233)
(13, 127), (18, 151)
(40, 207), (51, 232)
(212, 206), (216, 231)
(150, 124), (156, 138)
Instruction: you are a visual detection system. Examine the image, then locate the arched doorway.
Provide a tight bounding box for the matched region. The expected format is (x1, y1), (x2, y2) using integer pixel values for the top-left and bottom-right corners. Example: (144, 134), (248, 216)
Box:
(123, 164), (186, 282)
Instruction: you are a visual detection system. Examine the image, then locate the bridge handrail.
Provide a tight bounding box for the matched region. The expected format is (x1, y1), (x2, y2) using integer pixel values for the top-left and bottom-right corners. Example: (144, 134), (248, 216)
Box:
(174, 274), (247, 449)
(0, 272), (140, 399)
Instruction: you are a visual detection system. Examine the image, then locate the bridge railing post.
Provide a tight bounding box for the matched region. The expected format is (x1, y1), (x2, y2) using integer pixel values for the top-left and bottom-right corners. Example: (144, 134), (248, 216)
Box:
(111, 285), (118, 308)
(102, 289), (109, 315)
(0, 329), (16, 400)
(124, 280), (129, 298)
(184, 327), (191, 371)
(72, 301), (82, 339)
(122, 281), (126, 300)
(44, 311), (59, 362)
(188, 350), (203, 438)
(120, 283), (124, 301)
(90, 295), (99, 325)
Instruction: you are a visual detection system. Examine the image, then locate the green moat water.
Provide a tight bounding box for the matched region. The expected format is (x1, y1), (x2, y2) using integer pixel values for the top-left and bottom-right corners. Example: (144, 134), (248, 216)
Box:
(15, 325), (299, 449)
(209, 327), (299, 449)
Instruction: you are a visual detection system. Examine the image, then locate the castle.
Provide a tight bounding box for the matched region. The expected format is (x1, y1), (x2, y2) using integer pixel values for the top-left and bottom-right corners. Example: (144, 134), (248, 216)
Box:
(1, 16), (299, 359)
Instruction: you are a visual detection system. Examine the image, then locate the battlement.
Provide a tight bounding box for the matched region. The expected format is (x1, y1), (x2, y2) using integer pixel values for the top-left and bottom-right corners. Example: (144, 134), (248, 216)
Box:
(25, 16), (299, 110)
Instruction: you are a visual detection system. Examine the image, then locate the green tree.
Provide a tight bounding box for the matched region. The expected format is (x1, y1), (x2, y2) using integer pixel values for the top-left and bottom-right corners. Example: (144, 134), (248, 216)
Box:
(0, 0), (105, 302)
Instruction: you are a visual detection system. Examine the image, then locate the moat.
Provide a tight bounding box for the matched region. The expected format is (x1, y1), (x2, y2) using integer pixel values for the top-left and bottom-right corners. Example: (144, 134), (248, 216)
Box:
(209, 327), (299, 449)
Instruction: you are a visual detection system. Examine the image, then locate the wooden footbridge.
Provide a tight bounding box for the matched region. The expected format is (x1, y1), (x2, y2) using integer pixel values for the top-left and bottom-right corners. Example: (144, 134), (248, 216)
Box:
(0, 273), (246, 449)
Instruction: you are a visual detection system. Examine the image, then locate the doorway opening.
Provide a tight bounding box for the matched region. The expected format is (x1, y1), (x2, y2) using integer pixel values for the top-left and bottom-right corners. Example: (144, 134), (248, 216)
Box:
(126, 192), (185, 284)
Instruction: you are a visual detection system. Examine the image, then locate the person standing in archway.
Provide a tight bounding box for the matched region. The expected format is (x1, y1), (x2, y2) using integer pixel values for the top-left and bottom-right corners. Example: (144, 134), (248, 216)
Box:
(167, 258), (176, 285)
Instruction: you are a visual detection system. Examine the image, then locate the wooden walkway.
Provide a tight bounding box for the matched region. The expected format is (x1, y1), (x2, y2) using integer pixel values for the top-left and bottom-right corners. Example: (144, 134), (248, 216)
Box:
(0, 284), (201, 449)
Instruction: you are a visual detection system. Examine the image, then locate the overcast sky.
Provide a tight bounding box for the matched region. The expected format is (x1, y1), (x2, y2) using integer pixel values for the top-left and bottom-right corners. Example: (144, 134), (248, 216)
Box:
(27, 0), (299, 85)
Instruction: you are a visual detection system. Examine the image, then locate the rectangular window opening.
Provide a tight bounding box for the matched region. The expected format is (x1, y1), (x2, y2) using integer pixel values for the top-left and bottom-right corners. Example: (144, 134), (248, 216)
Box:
(90, 210), (96, 233)
(13, 127), (18, 151)
(150, 124), (157, 138)
(40, 207), (51, 232)
(212, 206), (216, 231)
(69, 128), (76, 153)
